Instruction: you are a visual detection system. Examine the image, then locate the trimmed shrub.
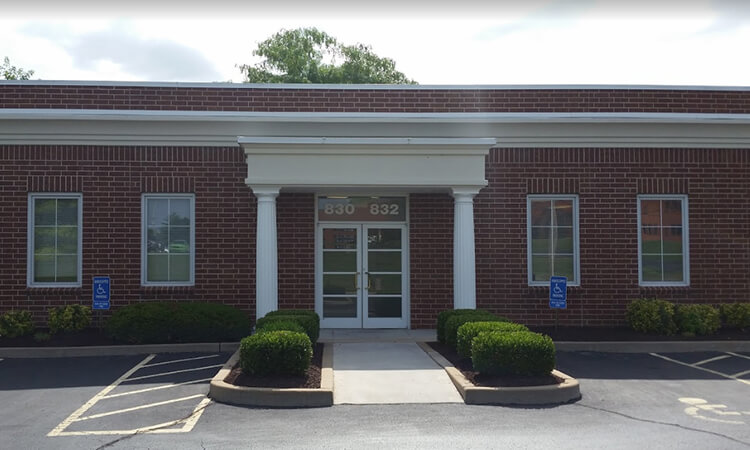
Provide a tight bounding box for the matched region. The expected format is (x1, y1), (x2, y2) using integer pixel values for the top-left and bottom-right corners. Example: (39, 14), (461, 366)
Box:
(437, 309), (488, 344)
(456, 321), (529, 358)
(106, 302), (251, 344)
(471, 331), (555, 376)
(720, 303), (750, 330)
(675, 304), (721, 336)
(256, 313), (320, 344)
(49, 305), (91, 334)
(444, 311), (507, 349)
(239, 330), (312, 376)
(626, 298), (677, 335)
(265, 309), (320, 322)
(0, 310), (35, 338)
(256, 319), (306, 334)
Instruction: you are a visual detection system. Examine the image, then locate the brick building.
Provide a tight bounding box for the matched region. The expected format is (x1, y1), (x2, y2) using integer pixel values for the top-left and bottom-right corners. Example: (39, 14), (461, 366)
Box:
(1, 81), (749, 329)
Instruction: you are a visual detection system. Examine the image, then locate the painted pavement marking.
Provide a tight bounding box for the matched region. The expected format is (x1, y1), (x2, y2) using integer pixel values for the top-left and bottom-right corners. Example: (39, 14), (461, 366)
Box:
(124, 364), (223, 382)
(650, 352), (750, 387)
(693, 355), (731, 366)
(48, 353), (215, 437)
(679, 398), (750, 425)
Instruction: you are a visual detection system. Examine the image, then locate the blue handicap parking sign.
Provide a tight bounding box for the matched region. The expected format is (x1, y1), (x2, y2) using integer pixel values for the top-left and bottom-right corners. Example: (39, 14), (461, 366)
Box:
(93, 277), (110, 310)
(549, 276), (567, 309)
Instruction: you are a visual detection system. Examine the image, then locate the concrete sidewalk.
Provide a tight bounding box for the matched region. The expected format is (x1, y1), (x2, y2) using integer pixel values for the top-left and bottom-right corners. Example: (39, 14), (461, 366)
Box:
(332, 342), (463, 404)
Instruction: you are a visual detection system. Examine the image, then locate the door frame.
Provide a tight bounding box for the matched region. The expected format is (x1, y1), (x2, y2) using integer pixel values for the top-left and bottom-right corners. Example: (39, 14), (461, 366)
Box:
(315, 195), (410, 329)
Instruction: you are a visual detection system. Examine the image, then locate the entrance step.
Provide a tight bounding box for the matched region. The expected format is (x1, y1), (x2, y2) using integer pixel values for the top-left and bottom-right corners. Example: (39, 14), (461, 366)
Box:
(320, 328), (436, 343)
(332, 342), (463, 404)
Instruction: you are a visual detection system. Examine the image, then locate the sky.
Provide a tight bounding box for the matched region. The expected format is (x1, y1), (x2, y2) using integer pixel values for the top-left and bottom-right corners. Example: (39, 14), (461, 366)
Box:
(1, 0), (749, 86)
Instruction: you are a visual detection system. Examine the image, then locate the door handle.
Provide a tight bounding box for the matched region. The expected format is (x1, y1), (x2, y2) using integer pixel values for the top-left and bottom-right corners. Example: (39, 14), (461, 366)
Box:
(365, 272), (371, 289)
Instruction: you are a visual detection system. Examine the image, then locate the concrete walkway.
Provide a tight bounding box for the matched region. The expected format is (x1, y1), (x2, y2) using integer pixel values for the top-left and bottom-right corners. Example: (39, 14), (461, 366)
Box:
(332, 341), (463, 404)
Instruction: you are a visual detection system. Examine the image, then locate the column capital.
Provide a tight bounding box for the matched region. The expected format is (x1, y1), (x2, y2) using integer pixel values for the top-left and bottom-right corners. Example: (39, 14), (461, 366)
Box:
(251, 186), (281, 199)
(451, 187), (481, 201)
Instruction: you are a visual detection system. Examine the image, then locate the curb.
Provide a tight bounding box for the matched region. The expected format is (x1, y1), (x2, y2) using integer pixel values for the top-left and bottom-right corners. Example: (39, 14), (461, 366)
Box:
(555, 341), (750, 353)
(418, 342), (581, 406)
(209, 344), (334, 408)
(0, 342), (241, 358)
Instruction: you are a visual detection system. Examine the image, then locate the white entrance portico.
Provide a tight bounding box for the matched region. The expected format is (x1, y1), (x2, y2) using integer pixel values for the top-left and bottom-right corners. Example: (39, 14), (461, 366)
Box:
(239, 137), (495, 327)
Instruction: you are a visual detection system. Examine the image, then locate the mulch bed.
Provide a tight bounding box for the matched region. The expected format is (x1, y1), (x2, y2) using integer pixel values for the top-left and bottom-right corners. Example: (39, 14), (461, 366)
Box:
(224, 343), (324, 389)
(0, 328), (117, 347)
(427, 342), (561, 388)
(528, 326), (750, 341)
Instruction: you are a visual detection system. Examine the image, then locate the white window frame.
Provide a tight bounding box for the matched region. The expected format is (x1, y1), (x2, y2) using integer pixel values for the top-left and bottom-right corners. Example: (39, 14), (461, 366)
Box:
(27, 193), (83, 288)
(526, 194), (580, 287)
(637, 194), (690, 287)
(141, 194), (196, 286)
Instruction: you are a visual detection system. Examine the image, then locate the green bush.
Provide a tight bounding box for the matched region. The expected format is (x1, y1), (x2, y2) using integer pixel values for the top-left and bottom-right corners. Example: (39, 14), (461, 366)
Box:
(256, 319), (306, 334)
(33, 331), (51, 343)
(437, 309), (488, 344)
(265, 309), (320, 322)
(256, 313), (320, 344)
(675, 304), (721, 336)
(49, 305), (91, 334)
(471, 331), (555, 376)
(720, 303), (750, 330)
(106, 302), (251, 344)
(456, 321), (529, 358)
(444, 311), (507, 349)
(626, 298), (677, 335)
(239, 330), (312, 376)
(0, 310), (35, 338)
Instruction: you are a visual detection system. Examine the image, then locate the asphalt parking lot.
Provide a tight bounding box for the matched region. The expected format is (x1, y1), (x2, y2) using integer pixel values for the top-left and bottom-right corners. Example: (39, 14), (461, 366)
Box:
(0, 350), (748, 449)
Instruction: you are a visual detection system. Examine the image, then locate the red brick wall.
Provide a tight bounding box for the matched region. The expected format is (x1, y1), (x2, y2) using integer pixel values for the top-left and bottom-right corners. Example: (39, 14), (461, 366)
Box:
(0, 145), (258, 324)
(2, 84), (749, 113)
(277, 193), (315, 310)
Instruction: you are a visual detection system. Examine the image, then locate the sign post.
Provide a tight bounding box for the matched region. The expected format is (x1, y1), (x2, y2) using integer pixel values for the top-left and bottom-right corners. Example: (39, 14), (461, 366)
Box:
(549, 276), (567, 331)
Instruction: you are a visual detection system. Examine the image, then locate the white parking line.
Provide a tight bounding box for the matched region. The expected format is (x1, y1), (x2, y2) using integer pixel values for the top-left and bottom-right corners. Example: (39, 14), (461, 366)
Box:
(650, 353), (750, 387)
(693, 355), (731, 366)
(731, 369), (750, 378)
(143, 354), (221, 368)
(75, 394), (205, 422)
(124, 364), (224, 382)
(102, 378), (214, 399)
(726, 352), (750, 361)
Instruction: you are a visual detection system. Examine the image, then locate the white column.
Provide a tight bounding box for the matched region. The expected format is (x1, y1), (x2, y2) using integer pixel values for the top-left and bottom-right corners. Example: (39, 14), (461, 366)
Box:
(452, 188), (480, 310)
(253, 187), (281, 320)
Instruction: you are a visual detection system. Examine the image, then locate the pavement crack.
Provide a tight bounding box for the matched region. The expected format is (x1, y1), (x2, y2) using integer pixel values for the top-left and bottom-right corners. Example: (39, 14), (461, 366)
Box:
(94, 399), (213, 450)
(574, 403), (750, 448)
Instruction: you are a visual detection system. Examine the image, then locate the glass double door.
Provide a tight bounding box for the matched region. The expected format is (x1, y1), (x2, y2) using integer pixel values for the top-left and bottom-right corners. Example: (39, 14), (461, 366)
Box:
(317, 224), (407, 328)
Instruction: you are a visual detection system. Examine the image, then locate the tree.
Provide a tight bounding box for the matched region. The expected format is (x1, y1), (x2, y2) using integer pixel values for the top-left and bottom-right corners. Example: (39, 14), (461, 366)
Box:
(240, 28), (415, 84)
(1, 57), (34, 80)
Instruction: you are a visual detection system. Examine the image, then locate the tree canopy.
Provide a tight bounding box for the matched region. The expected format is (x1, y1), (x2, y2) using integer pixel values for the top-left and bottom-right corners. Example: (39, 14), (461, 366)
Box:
(239, 28), (415, 84)
(1, 57), (34, 80)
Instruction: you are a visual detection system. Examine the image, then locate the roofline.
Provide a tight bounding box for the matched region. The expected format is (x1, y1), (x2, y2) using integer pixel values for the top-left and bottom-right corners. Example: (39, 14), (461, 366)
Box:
(2, 80), (750, 91)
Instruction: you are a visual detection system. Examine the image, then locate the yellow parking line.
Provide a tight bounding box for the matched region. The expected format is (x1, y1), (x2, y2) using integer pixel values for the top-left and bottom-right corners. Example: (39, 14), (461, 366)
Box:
(124, 364), (224, 382)
(75, 394), (205, 422)
(102, 378), (214, 399)
(143, 354), (221, 368)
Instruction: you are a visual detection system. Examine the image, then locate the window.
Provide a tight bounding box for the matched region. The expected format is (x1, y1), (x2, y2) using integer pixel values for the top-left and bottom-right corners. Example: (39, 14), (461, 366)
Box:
(28, 193), (82, 287)
(638, 195), (689, 286)
(142, 194), (195, 285)
(527, 195), (580, 286)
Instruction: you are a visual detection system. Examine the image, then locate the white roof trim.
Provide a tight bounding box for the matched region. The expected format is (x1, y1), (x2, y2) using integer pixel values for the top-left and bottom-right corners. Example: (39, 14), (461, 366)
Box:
(2, 80), (750, 91)
(238, 137), (496, 146)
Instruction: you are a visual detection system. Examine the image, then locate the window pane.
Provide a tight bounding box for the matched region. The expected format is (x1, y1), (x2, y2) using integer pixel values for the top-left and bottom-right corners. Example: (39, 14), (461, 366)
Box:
(641, 227), (662, 253)
(663, 255), (684, 281)
(368, 274), (401, 295)
(57, 199), (78, 226)
(642, 255), (662, 282)
(530, 200), (551, 227)
(57, 255), (77, 282)
(169, 255), (190, 281)
(368, 297), (401, 318)
(34, 199), (56, 226)
(34, 255), (55, 282)
(147, 226), (169, 253)
(147, 254), (169, 281)
(323, 297), (357, 318)
(662, 200), (682, 226)
(553, 255), (575, 281)
(169, 227), (190, 254)
(553, 200), (573, 226)
(57, 226), (78, 254)
(170, 199), (191, 226)
(323, 252), (357, 272)
(553, 227), (574, 253)
(323, 229), (357, 249)
(368, 229), (401, 249)
(368, 252), (401, 272)
(34, 227), (56, 254)
(323, 274), (357, 295)
(531, 227), (551, 253)
(663, 227), (683, 253)
(640, 200), (661, 227)
(531, 255), (551, 282)
(147, 199), (169, 226)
